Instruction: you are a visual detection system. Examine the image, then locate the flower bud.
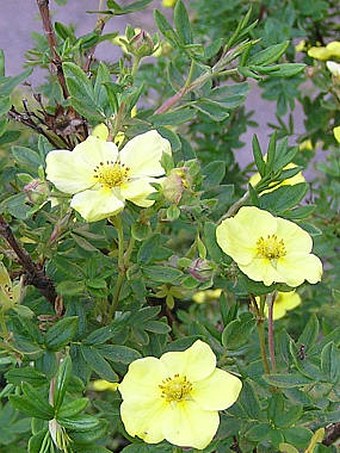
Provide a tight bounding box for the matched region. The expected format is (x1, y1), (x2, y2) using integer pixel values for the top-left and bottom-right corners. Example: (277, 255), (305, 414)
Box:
(162, 167), (190, 204)
(188, 258), (214, 282)
(128, 30), (156, 58)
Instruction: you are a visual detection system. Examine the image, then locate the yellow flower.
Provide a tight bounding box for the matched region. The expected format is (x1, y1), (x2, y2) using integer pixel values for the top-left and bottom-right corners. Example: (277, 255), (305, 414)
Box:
(326, 61), (340, 78)
(216, 206), (323, 287)
(0, 262), (22, 311)
(46, 130), (171, 222)
(256, 291), (302, 320)
(119, 340), (242, 449)
(192, 288), (222, 304)
(295, 40), (307, 52)
(299, 139), (313, 152)
(308, 41), (340, 61)
(333, 126), (340, 143)
(162, 0), (178, 7)
(92, 379), (119, 392)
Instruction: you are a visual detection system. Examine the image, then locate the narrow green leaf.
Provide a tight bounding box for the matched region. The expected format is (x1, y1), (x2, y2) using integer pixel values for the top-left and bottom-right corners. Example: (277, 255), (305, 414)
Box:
(58, 398), (89, 418)
(321, 342), (340, 384)
(252, 135), (266, 177)
(174, 0), (193, 44)
(81, 346), (118, 382)
(45, 317), (79, 351)
(54, 356), (72, 411)
(248, 41), (289, 65)
(263, 373), (313, 388)
(298, 315), (319, 347)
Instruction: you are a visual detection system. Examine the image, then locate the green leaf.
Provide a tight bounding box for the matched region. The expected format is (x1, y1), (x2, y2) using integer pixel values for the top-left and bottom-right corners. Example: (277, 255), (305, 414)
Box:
(248, 41), (289, 65)
(203, 222), (224, 262)
(104, 0), (153, 15)
(0, 49), (4, 77)
(142, 265), (183, 283)
(97, 344), (141, 364)
(57, 414), (100, 431)
(222, 313), (255, 350)
(0, 96), (11, 116)
(252, 134), (266, 177)
(12, 145), (42, 170)
(259, 184), (308, 213)
(154, 10), (179, 46)
(45, 317), (79, 351)
(0, 68), (32, 96)
(263, 373), (313, 388)
(58, 398), (89, 418)
(149, 108), (195, 126)
(10, 383), (54, 420)
(5, 367), (47, 387)
(174, 0), (193, 44)
(193, 99), (230, 121)
(321, 342), (340, 384)
(63, 62), (103, 122)
(54, 356), (72, 411)
(203, 161), (226, 188)
(28, 429), (51, 453)
(283, 427), (312, 449)
(81, 346), (118, 381)
(297, 315), (319, 347)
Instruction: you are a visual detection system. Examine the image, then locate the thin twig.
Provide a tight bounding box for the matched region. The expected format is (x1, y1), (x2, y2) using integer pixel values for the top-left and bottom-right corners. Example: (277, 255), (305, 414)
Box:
(36, 0), (69, 99)
(218, 190), (249, 223)
(323, 422), (340, 446)
(0, 216), (58, 308)
(267, 291), (277, 372)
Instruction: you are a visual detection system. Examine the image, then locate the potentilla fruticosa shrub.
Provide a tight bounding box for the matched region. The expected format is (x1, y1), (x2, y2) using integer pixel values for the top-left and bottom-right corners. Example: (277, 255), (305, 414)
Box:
(0, 1), (339, 452)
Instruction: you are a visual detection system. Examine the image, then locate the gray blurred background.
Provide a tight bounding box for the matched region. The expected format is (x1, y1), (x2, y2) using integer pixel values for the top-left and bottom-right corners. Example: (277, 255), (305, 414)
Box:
(0, 0), (307, 170)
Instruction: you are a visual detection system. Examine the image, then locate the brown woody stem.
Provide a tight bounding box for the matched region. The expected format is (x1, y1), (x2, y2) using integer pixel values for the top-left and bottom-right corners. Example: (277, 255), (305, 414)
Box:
(36, 0), (69, 99)
(0, 216), (58, 308)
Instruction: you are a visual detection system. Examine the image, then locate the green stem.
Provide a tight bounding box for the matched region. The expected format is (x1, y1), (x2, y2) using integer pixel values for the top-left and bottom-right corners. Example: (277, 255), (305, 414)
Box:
(0, 310), (8, 338)
(131, 56), (141, 78)
(267, 291), (277, 372)
(255, 295), (271, 375)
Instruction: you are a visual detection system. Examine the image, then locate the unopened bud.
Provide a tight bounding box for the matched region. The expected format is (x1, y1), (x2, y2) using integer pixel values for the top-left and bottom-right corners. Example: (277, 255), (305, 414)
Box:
(188, 258), (214, 282)
(128, 30), (155, 57)
(162, 167), (190, 204)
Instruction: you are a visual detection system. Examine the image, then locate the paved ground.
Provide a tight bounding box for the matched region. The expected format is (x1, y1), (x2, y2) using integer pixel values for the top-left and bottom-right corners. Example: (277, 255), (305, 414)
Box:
(1, 0), (308, 171)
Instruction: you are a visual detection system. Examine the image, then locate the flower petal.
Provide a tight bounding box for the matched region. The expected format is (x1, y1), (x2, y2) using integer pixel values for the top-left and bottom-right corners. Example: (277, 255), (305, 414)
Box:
(120, 177), (157, 207)
(276, 217), (313, 254)
(70, 188), (124, 222)
(119, 130), (171, 177)
(162, 400), (219, 449)
(192, 368), (242, 411)
(160, 340), (216, 382)
(235, 206), (278, 237)
(240, 258), (284, 286)
(276, 253), (323, 287)
(265, 291), (301, 320)
(46, 150), (93, 194)
(120, 398), (166, 444)
(216, 219), (256, 265)
(72, 136), (118, 170)
(119, 357), (166, 403)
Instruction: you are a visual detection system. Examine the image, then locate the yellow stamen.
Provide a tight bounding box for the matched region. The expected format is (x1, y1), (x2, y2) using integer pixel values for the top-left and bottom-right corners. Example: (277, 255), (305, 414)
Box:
(256, 234), (286, 260)
(94, 161), (129, 189)
(159, 374), (193, 403)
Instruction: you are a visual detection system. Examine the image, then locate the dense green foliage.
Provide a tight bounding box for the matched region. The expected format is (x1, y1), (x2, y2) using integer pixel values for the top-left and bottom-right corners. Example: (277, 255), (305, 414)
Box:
(0, 0), (339, 452)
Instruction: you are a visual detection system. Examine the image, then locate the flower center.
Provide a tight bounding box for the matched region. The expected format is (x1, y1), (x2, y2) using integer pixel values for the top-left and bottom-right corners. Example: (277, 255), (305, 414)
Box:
(159, 374), (193, 403)
(94, 161), (129, 189)
(256, 234), (286, 260)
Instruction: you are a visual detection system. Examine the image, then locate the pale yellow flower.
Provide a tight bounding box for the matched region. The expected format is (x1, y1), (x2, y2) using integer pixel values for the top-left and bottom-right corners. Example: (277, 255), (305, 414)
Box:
(326, 61), (340, 78)
(119, 340), (242, 450)
(249, 162), (305, 194)
(92, 379), (119, 392)
(295, 40), (307, 52)
(333, 126), (340, 143)
(216, 206), (323, 287)
(256, 291), (302, 320)
(299, 139), (313, 152)
(192, 288), (222, 304)
(162, 0), (178, 7)
(0, 262), (22, 311)
(46, 131), (171, 222)
(308, 41), (340, 61)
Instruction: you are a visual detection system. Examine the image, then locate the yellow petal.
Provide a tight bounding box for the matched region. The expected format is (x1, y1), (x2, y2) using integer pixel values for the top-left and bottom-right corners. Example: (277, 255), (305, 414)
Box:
(276, 217), (313, 254)
(160, 340), (216, 382)
(333, 126), (340, 143)
(326, 61), (340, 77)
(162, 400), (219, 449)
(119, 130), (171, 177)
(46, 150), (93, 194)
(120, 177), (157, 208)
(119, 357), (166, 403)
(240, 258), (284, 286)
(276, 254), (323, 287)
(92, 380), (119, 392)
(70, 188), (124, 222)
(216, 219), (257, 265)
(268, 291), (301, 320)
(326, 41), (340, 58)
(91, 124), (109, 140)
(72, 136), (118, 171)
(192, 368), (242, 411)
(307, 46), (331, 60)
(120, 398), (166, 444)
